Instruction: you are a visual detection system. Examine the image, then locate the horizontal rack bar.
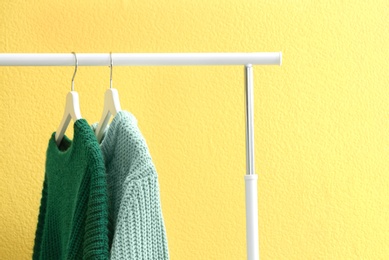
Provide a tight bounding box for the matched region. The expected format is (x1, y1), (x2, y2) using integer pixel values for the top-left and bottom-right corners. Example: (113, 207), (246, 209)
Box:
(0, 52), (282, 66)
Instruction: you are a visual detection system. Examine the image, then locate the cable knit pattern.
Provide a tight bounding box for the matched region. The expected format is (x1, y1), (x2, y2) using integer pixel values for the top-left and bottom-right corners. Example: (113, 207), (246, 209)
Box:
(33, 119), (110, 260)
(91, 111), (169, 260)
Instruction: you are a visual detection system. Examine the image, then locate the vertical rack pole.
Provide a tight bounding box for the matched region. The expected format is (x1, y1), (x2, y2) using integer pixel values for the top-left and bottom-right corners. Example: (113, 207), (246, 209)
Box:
(244, 64), (259, 260)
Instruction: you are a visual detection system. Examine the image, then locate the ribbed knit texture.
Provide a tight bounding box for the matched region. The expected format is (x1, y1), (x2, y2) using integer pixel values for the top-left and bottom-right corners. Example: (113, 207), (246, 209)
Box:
(91, 111), (169, 260)
(33, 119), (110, 260)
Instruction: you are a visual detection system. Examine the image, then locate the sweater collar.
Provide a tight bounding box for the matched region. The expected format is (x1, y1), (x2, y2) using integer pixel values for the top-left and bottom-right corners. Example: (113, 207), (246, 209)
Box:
(91, 110), (138, 163)
(49, 119), (92, 163)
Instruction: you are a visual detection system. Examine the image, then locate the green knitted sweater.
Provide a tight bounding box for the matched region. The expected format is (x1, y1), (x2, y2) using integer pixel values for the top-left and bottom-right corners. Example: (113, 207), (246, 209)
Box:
(33, 119), (110, 260)
(91, 111), (169, 260)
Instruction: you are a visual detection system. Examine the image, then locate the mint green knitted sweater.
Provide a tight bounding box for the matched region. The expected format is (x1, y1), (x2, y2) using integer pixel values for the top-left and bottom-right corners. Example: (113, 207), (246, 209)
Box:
(33, 119), (110, 259)
(92, 111), (169, 260)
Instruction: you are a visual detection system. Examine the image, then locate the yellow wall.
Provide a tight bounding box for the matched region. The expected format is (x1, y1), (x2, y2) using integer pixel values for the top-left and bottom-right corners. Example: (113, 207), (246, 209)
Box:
(1, 1), (388, 259)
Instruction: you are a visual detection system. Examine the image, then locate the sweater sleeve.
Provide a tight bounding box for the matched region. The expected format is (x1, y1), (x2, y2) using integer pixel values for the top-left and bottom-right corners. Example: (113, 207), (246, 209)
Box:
(110, 175), (169, 260)
(82, 151), (110, 260)
(32, 177), (48, 260)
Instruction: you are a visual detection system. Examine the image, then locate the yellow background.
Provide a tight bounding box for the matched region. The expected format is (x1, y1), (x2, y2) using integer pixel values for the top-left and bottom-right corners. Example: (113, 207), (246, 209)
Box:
(1, 1), (388, 259)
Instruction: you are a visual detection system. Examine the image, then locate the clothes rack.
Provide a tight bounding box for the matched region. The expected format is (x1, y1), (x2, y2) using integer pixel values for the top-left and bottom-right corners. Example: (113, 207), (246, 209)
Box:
(0, 52), (282, 260)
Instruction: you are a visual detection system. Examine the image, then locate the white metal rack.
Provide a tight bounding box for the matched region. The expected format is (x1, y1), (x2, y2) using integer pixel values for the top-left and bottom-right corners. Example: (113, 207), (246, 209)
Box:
(0, 52), (282, 260)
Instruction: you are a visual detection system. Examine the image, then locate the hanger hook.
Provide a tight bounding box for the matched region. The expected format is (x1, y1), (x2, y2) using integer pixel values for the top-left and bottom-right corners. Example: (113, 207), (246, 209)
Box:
(109, 52), (113, 89)
(71, 52), (78, 91)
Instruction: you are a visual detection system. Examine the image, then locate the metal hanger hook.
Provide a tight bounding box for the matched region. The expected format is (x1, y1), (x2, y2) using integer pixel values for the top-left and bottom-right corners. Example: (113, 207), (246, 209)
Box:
(109, 52), (113, 89)
(71, 52), (78, 91)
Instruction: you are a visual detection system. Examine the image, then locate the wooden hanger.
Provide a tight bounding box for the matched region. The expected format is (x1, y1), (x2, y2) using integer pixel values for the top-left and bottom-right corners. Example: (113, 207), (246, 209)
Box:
(55, 52), (82, 146)
(95, 52), (121, 143)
